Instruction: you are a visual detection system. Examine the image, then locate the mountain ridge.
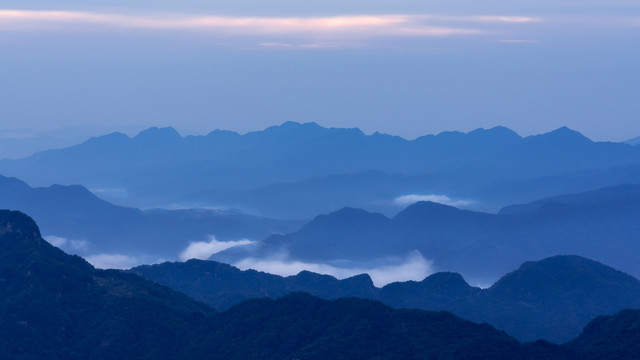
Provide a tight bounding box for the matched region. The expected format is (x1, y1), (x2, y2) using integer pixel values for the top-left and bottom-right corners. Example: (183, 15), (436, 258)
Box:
(0, 174), (303, 261)
(3, 122), (639, 218)
(6, 209), (616, 359)
(132, 254), (640, 343)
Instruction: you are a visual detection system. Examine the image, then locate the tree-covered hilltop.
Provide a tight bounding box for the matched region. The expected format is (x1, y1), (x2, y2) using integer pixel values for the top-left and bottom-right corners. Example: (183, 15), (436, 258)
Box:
(1, 210), (638, 359)
(132, 255), (640, 343)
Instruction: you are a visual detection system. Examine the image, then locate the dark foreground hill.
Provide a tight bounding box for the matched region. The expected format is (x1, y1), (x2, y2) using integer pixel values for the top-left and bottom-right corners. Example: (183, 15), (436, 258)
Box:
(0, 210), (590, 359)
(132, 255), (640, 343)
(565, 309), (640, 360)
(0, 175), (302, 260)
(0, 210), (214, 358)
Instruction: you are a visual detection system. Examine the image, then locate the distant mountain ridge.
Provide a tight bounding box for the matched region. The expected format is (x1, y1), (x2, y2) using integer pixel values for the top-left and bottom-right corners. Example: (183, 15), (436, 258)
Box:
(216, 182), (640, 285)
(2, 122), (640, 217)
(132, 255), (640, 343)
(4, 168), (640, 288)
(0, 174), (303, 262)
(624, 135), (640, 146)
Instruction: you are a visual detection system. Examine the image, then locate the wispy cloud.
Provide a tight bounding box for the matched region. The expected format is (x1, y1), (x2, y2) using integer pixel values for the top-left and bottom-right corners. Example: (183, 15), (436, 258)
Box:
(45, 235), (89, 252)
(394, 194), (474, 208)
(499, 39), (540, 43)
(85, 253), (139, 269)
(0, 130), (37, 139)
(414, 15), (541, 24)
(454, 16), (541, 23)
(179, 235), (255, 261)
(0, 10), (501, 38)
(260, 42), (294, 48)
(234, 250), (433, 287)
(45, 235), (68, 248)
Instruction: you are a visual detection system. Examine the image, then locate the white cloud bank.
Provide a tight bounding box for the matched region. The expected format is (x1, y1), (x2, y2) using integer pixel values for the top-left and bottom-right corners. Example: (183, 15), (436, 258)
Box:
(234, 250), (433, 287)
(179, 236), (255, 261)
(394, 194), (473, 208)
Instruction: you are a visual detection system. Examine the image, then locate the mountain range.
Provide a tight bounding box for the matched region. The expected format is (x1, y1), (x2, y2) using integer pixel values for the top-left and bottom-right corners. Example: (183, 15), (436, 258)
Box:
(0, 174), (302, 262)
(131, 255), (640, 343)
(4, 168), (640, 288)
(2, 209), (640, 359)
(2, 122), (640, 218)
(211, 182), (640, 285)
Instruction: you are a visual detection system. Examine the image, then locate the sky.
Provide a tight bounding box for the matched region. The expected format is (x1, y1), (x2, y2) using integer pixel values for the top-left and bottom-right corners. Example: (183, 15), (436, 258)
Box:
(1, 0), (639, 155)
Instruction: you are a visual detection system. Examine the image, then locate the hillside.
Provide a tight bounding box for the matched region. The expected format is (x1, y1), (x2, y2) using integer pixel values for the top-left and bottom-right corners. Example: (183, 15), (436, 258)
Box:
(132, 255), (640, 343)
(0, 175), (302, 263)
(0, 210), (590, 359)
(0, 210), (214, 358)
(229, 182), (640, 284)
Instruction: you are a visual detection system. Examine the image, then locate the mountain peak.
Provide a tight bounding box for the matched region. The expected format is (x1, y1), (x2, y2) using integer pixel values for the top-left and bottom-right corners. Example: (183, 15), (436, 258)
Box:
(488, 255), (640, 297)
(394, 201), (465, 220)
(343, 273), (375, 287)
(549, 126), (585, 137)
(267, 121), (323, 131)
(624, 135), (640, 146)
(468, 126), (521, 139)
(0, 210), (93, 274)
(526, 126), (592, 144)
(422, 272), (470, 287)
(0, 210), (42, 244)
(134, 126), (182, 141)
(312, 207), (389, 225)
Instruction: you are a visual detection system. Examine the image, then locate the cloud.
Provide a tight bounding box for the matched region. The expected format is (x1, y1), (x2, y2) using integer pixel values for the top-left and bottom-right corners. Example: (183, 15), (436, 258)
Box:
(179, 236), (255, 261)
(45, 235), (68, 247)
(260, 42), (294, 48)
(234, 250), (433, 287)
(0, 130), (37, 139)
(259, 41), (365, 50)
(394, 194), (473, 208)
(44, 235), (89, 252)
(91, 187), (127, 195)
(499, 39), (540, 43)
(452, 16), (541, 23)
(85, 253), (139, 269)
(0, 10), (485, 39)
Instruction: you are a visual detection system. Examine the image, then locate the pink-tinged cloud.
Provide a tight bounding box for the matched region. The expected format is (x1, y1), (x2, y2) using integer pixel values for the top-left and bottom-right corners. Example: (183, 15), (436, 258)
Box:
(0, 9), (485, 38)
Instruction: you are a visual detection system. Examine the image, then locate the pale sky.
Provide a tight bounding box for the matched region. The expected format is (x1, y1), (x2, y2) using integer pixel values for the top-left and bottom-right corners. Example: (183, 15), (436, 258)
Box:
(1, 0), (639, 146)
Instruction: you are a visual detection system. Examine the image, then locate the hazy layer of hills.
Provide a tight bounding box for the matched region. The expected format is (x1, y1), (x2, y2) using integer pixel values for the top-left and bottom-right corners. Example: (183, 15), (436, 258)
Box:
(2, 122), (640, 218)
(3, 168), (640, 288)
(2, 210), (639, 359)
(0, 175), (302, 261)
(213, 182), (640, 285)
(3, 122), (640, 357)
(132, 255), (640, 343)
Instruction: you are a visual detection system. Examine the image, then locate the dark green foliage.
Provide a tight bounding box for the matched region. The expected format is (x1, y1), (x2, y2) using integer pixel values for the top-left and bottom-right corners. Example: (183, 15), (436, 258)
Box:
(566, 309), (640, 360)
(189, 293), (560, 360)
(131, 260), (379, 311)
(2, 210), (639, 359)
(0, 210), (214, 359)
(133, 255), (640, 343)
